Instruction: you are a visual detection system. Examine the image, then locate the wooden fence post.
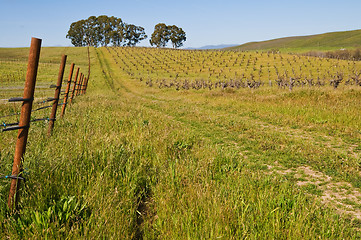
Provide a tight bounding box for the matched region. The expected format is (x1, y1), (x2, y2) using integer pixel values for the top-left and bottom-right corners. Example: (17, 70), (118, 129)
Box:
(47, 55), (67, 136)
(8, 37), (42, 210)
(69, 67), (79, 104)
(60, 63), (75, 118)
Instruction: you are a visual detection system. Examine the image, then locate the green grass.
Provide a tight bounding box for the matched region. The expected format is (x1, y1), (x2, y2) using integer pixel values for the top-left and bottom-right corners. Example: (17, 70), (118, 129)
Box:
(0, 46), (361, 238)
(228, 29), (361, 53)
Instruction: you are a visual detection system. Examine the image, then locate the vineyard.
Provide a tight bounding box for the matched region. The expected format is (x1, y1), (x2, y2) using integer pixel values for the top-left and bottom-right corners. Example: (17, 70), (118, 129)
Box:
(1, 46), (361, 238)
(105, 47), (361, 90)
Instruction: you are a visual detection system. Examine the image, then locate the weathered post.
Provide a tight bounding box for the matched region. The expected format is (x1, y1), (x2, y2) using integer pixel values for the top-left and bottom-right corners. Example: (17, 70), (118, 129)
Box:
(60, 63), (75, 118)
(47, 55), (67, 136)
(8, 37), (42, 210)
(69, 67), (79, 104)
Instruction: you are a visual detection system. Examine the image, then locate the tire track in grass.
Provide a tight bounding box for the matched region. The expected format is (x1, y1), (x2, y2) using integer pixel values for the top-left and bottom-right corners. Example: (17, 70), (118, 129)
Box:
(95, 48), (149, 239)
(95, 48), (116, 92)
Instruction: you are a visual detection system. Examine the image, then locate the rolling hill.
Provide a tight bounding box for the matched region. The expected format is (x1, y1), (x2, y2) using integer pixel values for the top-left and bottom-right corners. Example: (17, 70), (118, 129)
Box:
(227, 29), (361, 52)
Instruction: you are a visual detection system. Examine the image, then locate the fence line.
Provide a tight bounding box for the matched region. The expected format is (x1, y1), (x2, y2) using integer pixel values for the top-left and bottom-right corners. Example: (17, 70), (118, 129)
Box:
(1, 37), (90, 211)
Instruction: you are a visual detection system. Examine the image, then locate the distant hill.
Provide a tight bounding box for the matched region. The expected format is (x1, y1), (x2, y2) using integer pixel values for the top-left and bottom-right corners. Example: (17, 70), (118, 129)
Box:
(186, 44), (238, 50)
(227, 29), (361, 52)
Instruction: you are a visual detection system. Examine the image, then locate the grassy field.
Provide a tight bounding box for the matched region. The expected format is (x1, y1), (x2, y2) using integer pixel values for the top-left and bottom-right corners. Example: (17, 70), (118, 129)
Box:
(228, 29), (361, 53)
(0, 46), (361, 239)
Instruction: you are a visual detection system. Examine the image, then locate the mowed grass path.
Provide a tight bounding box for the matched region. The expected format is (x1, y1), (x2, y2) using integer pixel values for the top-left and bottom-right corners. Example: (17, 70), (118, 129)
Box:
(0, 47), (361, 239)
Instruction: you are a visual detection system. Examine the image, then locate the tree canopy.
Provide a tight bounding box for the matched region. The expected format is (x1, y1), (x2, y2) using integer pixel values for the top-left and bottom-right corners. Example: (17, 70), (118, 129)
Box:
(168, 25), (187, 48)
(150, 23), (186, 48)
(149, 23), (169, 48)
(123, 24), (147, 46)
(66, 16), (147, 47)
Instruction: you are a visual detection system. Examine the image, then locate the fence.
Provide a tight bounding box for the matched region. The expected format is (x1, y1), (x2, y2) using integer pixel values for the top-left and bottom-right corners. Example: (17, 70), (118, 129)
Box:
(0, 37), (90, 211)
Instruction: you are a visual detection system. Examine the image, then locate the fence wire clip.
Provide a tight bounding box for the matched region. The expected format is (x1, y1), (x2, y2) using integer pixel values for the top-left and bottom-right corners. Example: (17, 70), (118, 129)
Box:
(1, 175), (25, 181)
(1, 122), (19, 128)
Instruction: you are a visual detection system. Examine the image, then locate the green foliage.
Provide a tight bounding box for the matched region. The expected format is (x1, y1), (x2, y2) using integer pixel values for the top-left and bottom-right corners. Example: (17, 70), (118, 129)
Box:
(149, 23), (169, 48)
(9, 196), (89, 238)
(150, 23), (186, 48)
(123, 24), (147, 46)
(168, 25), (186, 48)
(67, 20), (87, 47)
(66, 15), (146, 47)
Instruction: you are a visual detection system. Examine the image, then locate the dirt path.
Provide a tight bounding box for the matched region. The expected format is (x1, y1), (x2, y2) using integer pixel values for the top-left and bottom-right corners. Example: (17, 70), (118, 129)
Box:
(269, 163), (361, 220)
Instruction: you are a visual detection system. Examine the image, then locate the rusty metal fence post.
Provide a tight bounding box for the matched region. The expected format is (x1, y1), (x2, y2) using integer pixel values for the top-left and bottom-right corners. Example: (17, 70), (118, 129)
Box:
(80, 77), (85, 95)
(47, 55), (67, 136)
(60, 63), (75, 118)
(69, 67), (79, 104)
(84, 77), (89, 94)
(8, 37), (42, 210)
(76, 73), (83, 96)
(81, 77), (87, 94)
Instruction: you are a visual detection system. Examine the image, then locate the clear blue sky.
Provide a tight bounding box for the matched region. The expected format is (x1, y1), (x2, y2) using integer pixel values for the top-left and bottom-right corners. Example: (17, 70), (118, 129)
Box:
(0, 0), (360, 48)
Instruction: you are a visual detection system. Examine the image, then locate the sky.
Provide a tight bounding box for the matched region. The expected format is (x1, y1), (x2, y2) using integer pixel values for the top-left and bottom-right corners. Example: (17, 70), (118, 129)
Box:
(0, 0), (361, 48)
